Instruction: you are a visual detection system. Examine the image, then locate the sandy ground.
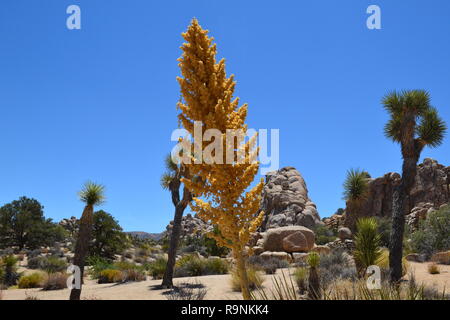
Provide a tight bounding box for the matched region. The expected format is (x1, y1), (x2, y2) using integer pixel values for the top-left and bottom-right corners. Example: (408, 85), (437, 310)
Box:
(2, 262), (449, 300)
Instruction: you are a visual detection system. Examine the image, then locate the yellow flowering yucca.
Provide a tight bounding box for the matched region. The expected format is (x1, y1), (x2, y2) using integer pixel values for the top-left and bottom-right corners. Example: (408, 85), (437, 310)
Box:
(176, 19), (264, 299)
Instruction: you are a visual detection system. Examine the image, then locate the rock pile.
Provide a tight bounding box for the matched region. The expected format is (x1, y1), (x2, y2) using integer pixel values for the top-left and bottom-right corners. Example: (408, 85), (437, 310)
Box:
(259, 167), (322, 230)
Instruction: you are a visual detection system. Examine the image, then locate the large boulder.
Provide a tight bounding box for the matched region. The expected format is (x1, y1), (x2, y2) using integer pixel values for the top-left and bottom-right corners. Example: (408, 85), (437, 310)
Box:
(338, 227), (352, 241)
(259, 167), (322, 230)
(262, 226), (315, 252)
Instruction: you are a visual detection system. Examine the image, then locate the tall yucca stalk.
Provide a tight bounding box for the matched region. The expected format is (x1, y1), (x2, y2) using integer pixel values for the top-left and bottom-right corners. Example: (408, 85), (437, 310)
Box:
(176, 19), (264, 300)
(353, 217), (382, 275)
(70, 181), (105, 300)
(382, 90), (446, 282)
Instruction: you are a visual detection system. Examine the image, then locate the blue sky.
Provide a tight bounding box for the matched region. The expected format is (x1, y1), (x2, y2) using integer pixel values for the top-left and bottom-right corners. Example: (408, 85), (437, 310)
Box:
(0, 0), (449, 233)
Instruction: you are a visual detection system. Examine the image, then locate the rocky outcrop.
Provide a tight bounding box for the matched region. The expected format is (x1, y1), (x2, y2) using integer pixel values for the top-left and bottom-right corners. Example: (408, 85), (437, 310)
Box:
(334, 158), (449, 229)
(259, 167), (322, 230)
(262, 226), (315, 252)
(166, 213), (212, 239)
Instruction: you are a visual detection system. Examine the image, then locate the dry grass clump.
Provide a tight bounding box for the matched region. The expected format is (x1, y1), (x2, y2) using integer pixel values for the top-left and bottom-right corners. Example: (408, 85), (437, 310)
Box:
(427, 263), (440, 275)
(42, 272), (68, 291)
(230, 266), (264, 292)
(18, 272), (46, 289)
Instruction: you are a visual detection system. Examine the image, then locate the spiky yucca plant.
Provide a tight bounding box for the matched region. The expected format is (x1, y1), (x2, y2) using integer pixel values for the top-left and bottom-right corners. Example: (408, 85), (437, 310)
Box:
(342, 169), (370, 232)
(307, 252), (321, 300)
(353, 217), (382, 275)
(70, 181), (105, 300)
(383, 90), (446, 282)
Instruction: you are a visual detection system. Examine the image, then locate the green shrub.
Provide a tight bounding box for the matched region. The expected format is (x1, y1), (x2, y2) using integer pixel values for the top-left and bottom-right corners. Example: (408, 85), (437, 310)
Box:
(353, 217), (382, 273)
(410, 205), (450, 259)
(148, 257), (167, 279)
(18, 272), (46, 289)
(27, 256), (67, 273)
(42, 256), (67, 273)
(98, 269), (124, 283)
(0, 255), (19, 286)
(42, 272), (68, 290)
(230, 266), (264, 292)
(86, 256), (113, 279)
(174, 255), (229, 277)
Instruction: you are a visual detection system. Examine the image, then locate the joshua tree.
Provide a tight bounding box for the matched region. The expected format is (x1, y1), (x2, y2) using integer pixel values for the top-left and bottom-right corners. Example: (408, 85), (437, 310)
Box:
(383, 90), (446, 282)
(70, 182), (105, 300)
(161, 155), (192, 288)
(342, 169), (370, 232)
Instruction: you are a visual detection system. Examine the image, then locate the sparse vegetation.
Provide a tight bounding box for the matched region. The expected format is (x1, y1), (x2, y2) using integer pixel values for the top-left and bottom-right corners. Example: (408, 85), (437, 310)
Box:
(410, 205), (450, 259)
(230, 266), (264, 292)
(18, 272), (46, 289)
(42, 272), (68, 290)
(428, 263), (440, 275)
(247, 256), (289, 275)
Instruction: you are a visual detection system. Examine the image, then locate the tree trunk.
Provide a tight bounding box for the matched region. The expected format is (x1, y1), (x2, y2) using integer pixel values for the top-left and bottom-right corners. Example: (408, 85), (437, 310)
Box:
(70, 205), (94, 300)
(161, 184), (191, 288)
(161, 203), (187, 288)
(389, 157), (418, 283)
(235, 249), (251, 300)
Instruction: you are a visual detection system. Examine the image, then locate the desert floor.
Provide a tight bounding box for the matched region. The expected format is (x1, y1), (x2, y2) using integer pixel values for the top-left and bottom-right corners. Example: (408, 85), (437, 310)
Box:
(2, 262), (449, 300)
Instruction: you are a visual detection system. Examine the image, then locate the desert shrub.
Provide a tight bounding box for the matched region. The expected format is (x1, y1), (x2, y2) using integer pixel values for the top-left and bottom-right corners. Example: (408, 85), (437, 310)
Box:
(0, 255), (20, 287)
(230, 266), (264, 292)
(27, 256), (67, 273)
(42, 272), (68, 290)
(314, 225), (337, 245)
(428, 263), (440, 275)
(27, 256), (45, 269)
(319, 250), (357, 289)
(353, 218), (382, 273)
(18, 272), (46, 289)
(86, 256), (113, 279)
(174, 255), (229, 277)
(98, 269), (124, 284)
(179, 228), (230, 257)
(122, 269), (146, 282)
(148, 257), (167, 279)
(247, 256), (289, 275)
(410, 205), (450, 259)
(42, 256), (67, 273)
(293, 267), (308, 293)
(204, 258), (229, 275)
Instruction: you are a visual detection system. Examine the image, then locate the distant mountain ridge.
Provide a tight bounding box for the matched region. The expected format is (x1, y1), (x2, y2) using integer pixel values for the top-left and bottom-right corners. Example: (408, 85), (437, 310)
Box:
(125, 231), (166, 241)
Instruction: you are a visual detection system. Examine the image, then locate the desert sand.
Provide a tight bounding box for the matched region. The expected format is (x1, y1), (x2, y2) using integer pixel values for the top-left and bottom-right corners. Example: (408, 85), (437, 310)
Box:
(2, 262), (449, 300)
